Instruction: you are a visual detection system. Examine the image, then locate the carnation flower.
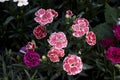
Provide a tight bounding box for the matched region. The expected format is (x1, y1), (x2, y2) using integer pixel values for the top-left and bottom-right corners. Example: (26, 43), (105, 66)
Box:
(72, 18), (89, 37)
(100, 38), (115, 47)
(0, 0), (9, 2)
(113, 25), (120, 40)
(105, 47), (120, 64)
(26, 42), (36, 51)
(23, 51), (40, 68)
(65, 10), (73, 18)
(48, 32), (68, 49)
(86, 31), (96, 46)
(47, 9), (58, 18)
(63, 54), (83, 75)
(34, 8), (58, 25)
(73, 18), (89, 27)
(72, 24), (89, 37)
(33, 25), (47, 39)
(47, 47), (64, 62)
(13, 0), (28, 7)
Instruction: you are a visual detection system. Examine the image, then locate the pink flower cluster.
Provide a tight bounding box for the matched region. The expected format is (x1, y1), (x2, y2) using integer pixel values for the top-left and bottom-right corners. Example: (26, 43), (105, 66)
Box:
(63, 54), (83, 75)
(106, 47), (120, 64)
(33, 8), (58, 39)
(34, 8), (58, 26)
(113, 25), (120, 40)
(47, 32), (84, 75)
(47, 47), (64, 62)
(72, 18), (96, 46)
(47, 32), (67, 62)
(20, 9), (98, 75)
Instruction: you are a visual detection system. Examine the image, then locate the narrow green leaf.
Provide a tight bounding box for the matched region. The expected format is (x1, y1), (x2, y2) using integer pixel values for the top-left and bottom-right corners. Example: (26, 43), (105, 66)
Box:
(24, 69), (31, 80)
(2, 57), (6, 75)
(31, 70), (38, 80)
(24, 7), (39, 16)
(83, 64), (93, 70)
(17, 76), (22, 80)
(3, 16), (14, 26)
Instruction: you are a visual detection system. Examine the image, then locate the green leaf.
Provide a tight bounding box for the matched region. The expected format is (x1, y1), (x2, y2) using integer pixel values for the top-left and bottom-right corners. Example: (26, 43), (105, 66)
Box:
(24, 69), (31, 80)
(83, 64), (93, 70)
(93, 23), (114, 41)
(2, 57), (6, 75)
(17, 76), (22, 80)
(50, 72), (61, 80)
(10, 64), (25, 68)
(24, 7), (39, 16)
(3, 16), (14, 26)
(68, 76), (74, 80)
(96, 60), (105, 72)
(105, 3), (119, 24)
(31, 70), (38, 80)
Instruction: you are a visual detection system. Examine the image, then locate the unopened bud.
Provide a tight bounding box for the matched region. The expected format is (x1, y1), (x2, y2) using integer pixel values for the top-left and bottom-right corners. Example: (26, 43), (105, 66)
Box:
(41, 55), (47, 62)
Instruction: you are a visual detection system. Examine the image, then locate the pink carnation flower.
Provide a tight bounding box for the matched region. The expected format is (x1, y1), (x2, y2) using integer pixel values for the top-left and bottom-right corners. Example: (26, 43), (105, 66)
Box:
(48, 32), (68, 49)
(19, 42), (36, 54)
(63, 54), (83, 75)
(65, 10), (73, 18)
(73, 18), (89, 27)
(72, 18), (89, 37)
(100, 38), (115, 47)
(23, 51), (40, 68)
(47, 9), (58, 18)
(33, 25), (47, 39)
(86, 31), (96, 46)
(47, 47), (64, 62)
(72, 24), (89, 37)
(26, 42), (36, 51)
(113, 25), (120, 40)
(34, 8), (58, 25)
(105, 47), (120, 64)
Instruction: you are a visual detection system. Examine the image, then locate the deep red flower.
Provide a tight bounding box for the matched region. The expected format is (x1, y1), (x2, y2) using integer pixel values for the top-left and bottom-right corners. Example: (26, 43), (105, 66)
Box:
(33, 25), (47, 39)
(100, 38), (115, 47)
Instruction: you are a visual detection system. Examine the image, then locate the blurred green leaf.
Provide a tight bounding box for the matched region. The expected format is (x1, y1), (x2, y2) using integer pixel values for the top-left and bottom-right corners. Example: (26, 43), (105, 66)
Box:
(93, 23), (114, 41)
(31, 70), (38, 80)
(3, 16), (14, 26)
(83, 64), (93, 70)
(96, 60), (105, 72)
(24, 7), (39, 16)
(24, 69), (31, 80)
(50, 72), (61, 80)
(105, 3), (119, 24)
